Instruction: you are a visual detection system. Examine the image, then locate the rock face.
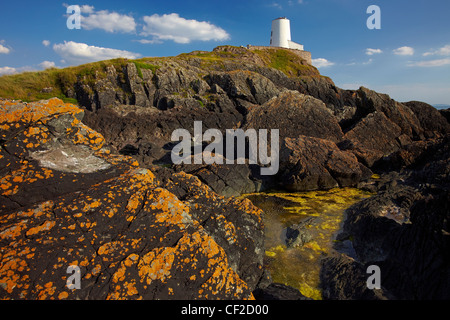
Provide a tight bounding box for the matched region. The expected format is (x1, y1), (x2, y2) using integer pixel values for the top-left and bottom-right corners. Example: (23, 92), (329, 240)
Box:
(0, 98), (264, 300)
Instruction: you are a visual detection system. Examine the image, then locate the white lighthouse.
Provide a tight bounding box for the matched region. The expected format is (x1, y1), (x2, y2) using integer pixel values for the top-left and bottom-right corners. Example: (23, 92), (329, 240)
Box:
(270, 17), (304, 51)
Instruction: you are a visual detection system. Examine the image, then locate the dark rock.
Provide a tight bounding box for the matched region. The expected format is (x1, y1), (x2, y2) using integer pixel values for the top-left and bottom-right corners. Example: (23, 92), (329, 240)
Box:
(404, 101), (450, 138)
(297, 76), (346, 116)
(173, 160), (260, 197)
(253, 283), (310, 300)
(343, 111), (402, 167)
(320, 253), (389, 300)
(206, 70), (281, 105)
(278, 136), (370, 191)
(439, 108), (450, 123)
(124, 63), (151, 107)
(245, 91), (344, 143)
(354, 87), (423, 139)
(329, 138), (450, 299)
(82, 102), (243, 166)
(285, 217), (315, 248)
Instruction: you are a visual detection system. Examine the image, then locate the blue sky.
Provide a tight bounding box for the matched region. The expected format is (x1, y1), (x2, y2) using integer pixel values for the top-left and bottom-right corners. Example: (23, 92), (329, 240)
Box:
(1, 0), (449, 105)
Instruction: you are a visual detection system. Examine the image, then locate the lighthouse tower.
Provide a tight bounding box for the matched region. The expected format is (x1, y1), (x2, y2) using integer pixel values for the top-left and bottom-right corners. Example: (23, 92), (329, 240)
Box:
(270, 17), (304, 51)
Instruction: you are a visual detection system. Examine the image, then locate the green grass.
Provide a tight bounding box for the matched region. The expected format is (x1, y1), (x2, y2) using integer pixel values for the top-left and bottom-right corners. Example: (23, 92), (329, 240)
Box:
(252, 48), (319, 77)
(0, 46), (322, 104)
(0, 58), (146, 103)
(133, 61), (160, 79)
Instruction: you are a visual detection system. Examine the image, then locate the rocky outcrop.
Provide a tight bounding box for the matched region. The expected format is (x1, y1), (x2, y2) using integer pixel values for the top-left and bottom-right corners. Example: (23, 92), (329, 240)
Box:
(322, 134), (450, 300)
(245, 91), (344, 143)
(404, 101), (450, 138)
(278, 136), (371, 191)
(0, 98), (264, 300)
(62, 47), (447, 198)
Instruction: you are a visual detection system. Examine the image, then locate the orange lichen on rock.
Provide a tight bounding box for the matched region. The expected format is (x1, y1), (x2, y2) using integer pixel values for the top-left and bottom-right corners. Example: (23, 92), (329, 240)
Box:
(0, 98), (260, 300)
(25, 221), (56, 237)
(147, 188), (191, 228)
(0, 98), (82, 127)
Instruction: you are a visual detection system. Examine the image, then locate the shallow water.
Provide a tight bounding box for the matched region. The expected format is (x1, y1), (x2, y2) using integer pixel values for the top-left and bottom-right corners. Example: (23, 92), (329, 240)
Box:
(243, 188), (373, 300)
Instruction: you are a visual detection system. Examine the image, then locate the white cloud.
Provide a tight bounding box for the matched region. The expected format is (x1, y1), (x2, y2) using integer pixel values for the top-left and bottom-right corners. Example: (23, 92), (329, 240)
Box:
(0, 66), (17, 75)
(80, 5), (95, 14)
(141, 13), (230, 44)
(63, 4), (136, 33)
(423, 44), (450, 57)
(0, 42), (10, 54)
(82, 10), (136, 33)
(42, 40), (51, 47)
(135, 39), (163, 45)
(366, 48), (383, 56)
(270, 2), (283, 9)
(393, 46), (414, 56)
(312, 58), (335, 68)
(39, 61), (56, 69)
(408, 58), (450, 67)
(53, 41), (141, 65)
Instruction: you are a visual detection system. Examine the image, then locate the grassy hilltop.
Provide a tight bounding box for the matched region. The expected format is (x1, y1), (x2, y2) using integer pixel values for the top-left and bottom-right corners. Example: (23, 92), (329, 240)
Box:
(0, 45), (320, 104)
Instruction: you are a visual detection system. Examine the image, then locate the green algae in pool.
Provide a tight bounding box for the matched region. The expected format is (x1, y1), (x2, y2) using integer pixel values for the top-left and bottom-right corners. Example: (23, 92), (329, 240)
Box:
(243, 188), (373, 300)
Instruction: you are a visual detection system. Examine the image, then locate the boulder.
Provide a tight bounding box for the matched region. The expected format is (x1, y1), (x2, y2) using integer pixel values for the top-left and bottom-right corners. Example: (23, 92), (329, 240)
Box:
(320, 253), (389, 300)
(278, 136), (370, 191)
(173, 160), (259, 197)
(245, 91), (344, 143)
(342, 111), (403, 167)
(285, 217), (315, 248)
(404, 101), (450, 138)
(0, 98), (264, 300)
(353, 87), (423, 139)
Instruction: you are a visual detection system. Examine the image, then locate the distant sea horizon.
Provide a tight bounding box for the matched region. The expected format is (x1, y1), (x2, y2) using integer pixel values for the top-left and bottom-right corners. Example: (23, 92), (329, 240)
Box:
(433, 104), (450, 110)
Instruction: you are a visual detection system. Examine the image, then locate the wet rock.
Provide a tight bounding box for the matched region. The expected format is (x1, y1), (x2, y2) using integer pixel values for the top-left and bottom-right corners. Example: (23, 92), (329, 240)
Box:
(328, 138), (450, 299)
(285, 218), (315, 248)
(253, 283), (310, 300)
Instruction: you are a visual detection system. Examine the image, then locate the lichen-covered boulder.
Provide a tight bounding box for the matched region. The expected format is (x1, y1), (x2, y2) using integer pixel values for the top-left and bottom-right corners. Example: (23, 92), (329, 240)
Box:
(0, 98), (264, 300)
